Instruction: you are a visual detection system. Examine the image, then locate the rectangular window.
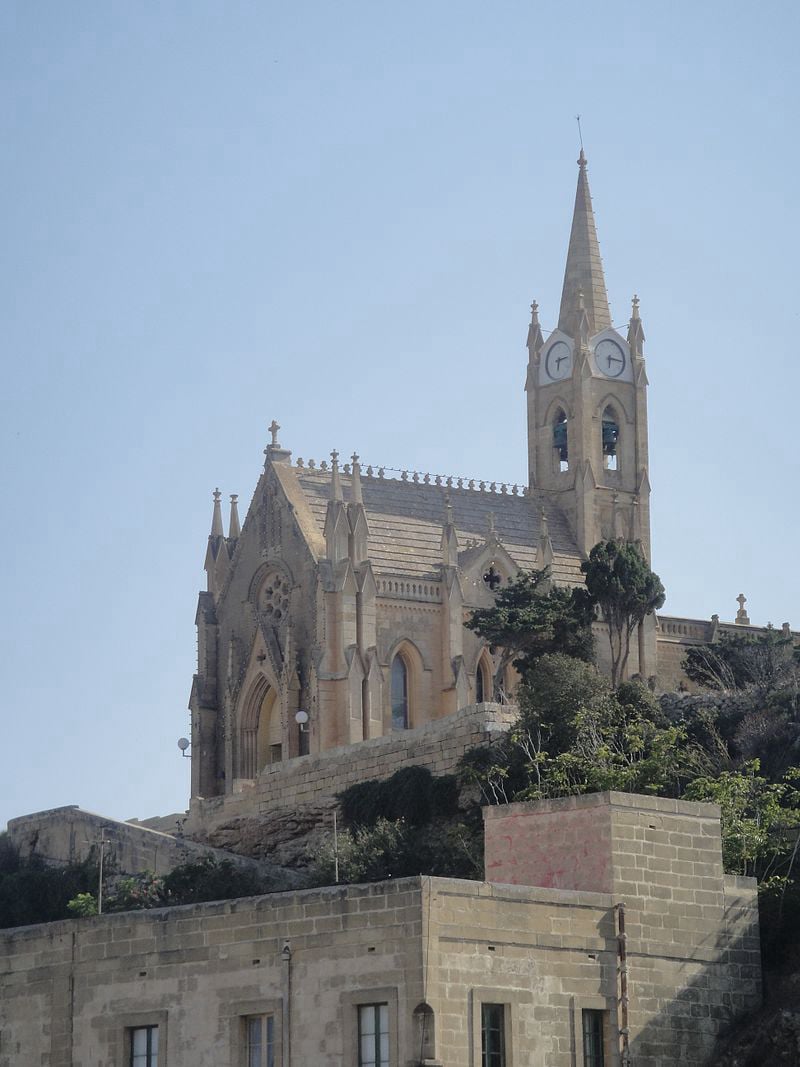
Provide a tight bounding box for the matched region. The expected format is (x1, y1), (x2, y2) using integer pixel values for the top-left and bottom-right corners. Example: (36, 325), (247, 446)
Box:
(358, 1003), (389, 1067)
(582, 1009), (605, 1067)
(246, 1015), (275, 1067)
(130, 1025), (159, 1067)
(481, 1003), (506, 1067)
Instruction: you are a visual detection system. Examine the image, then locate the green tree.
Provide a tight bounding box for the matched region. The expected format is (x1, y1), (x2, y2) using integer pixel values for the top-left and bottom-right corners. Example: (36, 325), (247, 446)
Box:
(581, 540), (665, 687)
(465, 568), (594, 696)
(458, 655), (703, 803)
(310, 814), (483, 886)
(684, 761), (800, 879)
(0, 838), (99, 929)
(684, 628), (799, 697)
(162, 856), (265, 905)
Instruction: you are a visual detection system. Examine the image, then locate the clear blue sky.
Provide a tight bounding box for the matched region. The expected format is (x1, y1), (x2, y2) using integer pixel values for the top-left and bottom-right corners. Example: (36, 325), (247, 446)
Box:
(2, 1), (798, 829)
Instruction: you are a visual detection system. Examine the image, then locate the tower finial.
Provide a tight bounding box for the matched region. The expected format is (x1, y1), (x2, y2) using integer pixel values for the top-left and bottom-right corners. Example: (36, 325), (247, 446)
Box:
(229, 494), (241, 539)
(526, 298), (544, 360)
(330, 449), (342, 501)
(558, 150), (611, 337)
(627, 293), (645, 358)
(211, 488), (224, 537)
(576, 113), (585, 153)
(350, 452), (363, 504)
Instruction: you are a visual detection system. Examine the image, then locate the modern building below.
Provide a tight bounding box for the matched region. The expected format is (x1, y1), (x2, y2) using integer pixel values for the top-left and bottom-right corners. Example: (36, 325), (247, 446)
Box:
(0, 792), (760, 1067)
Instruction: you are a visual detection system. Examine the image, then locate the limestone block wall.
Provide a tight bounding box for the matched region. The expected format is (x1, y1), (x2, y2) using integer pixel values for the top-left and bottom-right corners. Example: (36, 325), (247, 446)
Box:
(6, 806), (270, 879)
(424, 878), (619, 1064)
(484, 792), (762, 1066)
(0, 869), (755, 1066)
(0, 880), (426, 1067)
(185, 701), (516, 836)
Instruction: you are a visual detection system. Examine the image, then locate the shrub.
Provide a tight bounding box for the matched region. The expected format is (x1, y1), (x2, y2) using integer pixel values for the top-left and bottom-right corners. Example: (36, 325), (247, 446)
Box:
(162, 856), (264, 905)
(338, 766), (459, 829)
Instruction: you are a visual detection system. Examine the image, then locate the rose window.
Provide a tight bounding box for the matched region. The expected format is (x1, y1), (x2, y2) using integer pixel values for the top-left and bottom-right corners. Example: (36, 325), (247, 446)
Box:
(259, 574), (290, 621)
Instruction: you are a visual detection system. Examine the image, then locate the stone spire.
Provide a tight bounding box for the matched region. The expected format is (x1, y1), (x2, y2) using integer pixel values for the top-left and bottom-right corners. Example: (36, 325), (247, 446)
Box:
(347, 453), (370, 565)
(627, 293), (645, 359)
(558, 150), (611, 338)
(329, 450), (343, 502)
(205, 488), (229, 596)
(526, 300), (544, 358)
(538, 504), (554, 577)
(210, 488), (224, 537)
(324, 450), (349, 564)
(228, 494), (241, 539)
(350, 453), (363, 505)
(440, 492), (459, 568)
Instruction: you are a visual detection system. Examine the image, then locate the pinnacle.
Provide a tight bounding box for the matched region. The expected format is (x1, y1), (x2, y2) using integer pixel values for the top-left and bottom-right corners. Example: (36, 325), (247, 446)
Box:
(210, 488), (224, 538)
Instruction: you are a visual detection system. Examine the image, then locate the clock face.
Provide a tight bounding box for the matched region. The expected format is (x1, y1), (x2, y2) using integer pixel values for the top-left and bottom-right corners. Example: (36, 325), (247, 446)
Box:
(595, 338), (626, 378)
(544, 340), (572, 381)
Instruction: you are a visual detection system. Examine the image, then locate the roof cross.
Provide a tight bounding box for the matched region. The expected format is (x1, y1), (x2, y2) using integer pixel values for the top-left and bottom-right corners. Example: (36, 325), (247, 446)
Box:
(268, 420), (280, 448)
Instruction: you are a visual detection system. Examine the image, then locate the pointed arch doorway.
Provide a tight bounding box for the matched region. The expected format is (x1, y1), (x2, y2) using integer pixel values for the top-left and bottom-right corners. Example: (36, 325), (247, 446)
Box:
(239, 675), (283, 778)
(256, 687), (282, 768)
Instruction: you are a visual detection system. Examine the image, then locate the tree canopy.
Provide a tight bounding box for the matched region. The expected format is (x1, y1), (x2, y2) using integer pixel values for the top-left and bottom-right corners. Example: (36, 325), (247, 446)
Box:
(581, 539), (665, 686)
(458, 654), (703, 804)
(464, 568), (593, 695)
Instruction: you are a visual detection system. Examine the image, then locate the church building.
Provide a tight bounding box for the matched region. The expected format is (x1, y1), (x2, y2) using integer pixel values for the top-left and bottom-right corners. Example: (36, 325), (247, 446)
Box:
(189, 150), (749, 804)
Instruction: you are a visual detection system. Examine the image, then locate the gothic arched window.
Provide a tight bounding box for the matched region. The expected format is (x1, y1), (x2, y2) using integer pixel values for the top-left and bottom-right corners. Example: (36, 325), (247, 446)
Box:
(553, 409), (569, 472)
(476, 657), (491, 704)
(391, 655), (409, 730)
(602, 405), (620, 471)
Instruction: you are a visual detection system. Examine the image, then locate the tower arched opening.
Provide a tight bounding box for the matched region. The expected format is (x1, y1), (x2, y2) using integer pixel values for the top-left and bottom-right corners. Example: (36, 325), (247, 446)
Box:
(553, 409), (569, 472)
(602, 405), (620, 471)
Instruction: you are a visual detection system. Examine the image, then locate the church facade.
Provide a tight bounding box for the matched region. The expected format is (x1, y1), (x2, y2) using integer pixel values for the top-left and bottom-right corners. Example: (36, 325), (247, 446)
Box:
(189, 153), (790, 804)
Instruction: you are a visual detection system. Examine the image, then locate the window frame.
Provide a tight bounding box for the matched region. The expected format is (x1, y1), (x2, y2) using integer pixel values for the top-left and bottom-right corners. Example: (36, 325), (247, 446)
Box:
(581, 1008), (605, 1067)
(222, 996), (282, 1067)
(571, 996), (615, 1067)
(245, 1012), (276, 1067)
(117, 1012), (167, 1067)
(341, 987), (399, 1067)
(470, 989), (520, 1067)
(357, 1002), (389, 1067)
(130, 1024), (159, 1067)
(480, 1002), (506, 1067)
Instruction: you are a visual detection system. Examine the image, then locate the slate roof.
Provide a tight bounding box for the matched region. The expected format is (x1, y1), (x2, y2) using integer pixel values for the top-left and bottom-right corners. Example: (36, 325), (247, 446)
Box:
(293, 467), (585, 584)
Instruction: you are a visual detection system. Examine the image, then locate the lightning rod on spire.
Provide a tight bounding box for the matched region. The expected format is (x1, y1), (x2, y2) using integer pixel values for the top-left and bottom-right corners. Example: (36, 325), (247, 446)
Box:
(576, 114), (584, 152)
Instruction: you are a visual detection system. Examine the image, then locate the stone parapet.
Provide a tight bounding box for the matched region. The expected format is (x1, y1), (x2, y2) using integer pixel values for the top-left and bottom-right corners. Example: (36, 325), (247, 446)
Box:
(187, 701), (516, 836)
(5, 805), (292, 882)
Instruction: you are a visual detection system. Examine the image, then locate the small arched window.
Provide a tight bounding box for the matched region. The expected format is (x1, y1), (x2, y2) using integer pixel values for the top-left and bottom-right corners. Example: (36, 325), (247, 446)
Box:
(602, 406), (620, 471)
(553, 410), (569, 472)
(476, 658), (491, 704)
(391, 655), (409, 730)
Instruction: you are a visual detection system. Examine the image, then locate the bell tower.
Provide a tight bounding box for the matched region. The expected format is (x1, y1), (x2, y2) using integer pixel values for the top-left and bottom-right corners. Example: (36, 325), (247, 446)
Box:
(525, 151), (651, 560)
